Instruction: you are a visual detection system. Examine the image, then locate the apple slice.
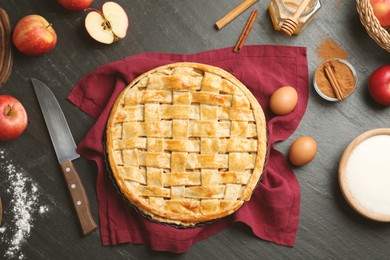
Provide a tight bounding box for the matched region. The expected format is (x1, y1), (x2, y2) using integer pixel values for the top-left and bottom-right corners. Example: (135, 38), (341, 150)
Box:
(85, 11), (115, 44)
(102, 2), (128, 39)
(85, 1), (128, 44)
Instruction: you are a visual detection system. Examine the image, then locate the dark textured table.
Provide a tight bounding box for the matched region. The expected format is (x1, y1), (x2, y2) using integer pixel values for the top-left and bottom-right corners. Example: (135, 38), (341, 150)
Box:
(0, 0), (389, 259)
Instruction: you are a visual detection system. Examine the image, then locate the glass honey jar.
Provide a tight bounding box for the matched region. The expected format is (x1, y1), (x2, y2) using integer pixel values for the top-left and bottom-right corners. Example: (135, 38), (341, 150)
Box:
(268, 0), (321, 35)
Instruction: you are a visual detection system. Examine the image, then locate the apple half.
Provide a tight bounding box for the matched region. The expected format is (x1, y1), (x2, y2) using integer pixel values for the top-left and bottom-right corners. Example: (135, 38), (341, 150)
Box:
(85, 2), (128, 44)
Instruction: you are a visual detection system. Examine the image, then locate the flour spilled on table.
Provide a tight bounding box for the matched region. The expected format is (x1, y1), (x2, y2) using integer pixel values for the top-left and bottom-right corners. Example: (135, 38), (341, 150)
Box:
(0, 149), (49, 259)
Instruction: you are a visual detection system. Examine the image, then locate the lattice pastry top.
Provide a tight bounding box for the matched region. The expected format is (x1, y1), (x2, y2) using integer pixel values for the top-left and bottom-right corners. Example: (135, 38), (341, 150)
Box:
(106, 62), (267, 226)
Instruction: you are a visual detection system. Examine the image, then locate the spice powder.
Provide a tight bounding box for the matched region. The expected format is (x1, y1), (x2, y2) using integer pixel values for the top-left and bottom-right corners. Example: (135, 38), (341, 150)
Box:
(317, 38), (348, 60)
(315, 59), (355, 99)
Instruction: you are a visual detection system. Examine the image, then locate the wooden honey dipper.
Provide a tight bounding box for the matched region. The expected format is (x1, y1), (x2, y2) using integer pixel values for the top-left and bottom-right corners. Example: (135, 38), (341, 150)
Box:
(280, 0), (311, 36)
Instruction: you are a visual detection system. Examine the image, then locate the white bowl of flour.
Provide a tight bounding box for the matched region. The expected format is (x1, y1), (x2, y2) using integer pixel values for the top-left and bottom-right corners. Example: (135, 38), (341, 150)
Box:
(339, 128), (390, 222)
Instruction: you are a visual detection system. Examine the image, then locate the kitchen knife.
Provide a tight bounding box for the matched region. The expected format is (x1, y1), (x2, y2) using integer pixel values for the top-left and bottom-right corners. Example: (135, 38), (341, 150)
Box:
(32, 78), (97, 236)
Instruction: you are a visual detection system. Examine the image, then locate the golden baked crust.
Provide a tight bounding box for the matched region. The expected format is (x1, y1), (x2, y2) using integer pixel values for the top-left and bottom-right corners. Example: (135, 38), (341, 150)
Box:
(106, 62), (267, 226)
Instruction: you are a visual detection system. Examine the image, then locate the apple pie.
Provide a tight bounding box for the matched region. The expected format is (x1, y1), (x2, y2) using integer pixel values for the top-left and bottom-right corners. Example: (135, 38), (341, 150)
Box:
(106, 62), (267, 226)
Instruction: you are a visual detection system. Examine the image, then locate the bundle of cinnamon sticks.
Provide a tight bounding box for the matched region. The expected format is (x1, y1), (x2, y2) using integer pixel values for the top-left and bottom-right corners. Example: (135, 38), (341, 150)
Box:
(324, 65), (345, 100)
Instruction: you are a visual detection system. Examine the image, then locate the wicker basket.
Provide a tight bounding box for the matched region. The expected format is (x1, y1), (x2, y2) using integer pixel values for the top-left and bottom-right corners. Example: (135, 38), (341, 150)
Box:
(356, 0), (390, 52)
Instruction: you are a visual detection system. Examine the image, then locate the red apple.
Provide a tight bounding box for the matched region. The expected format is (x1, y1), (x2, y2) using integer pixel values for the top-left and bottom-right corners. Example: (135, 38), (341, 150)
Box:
(58, 0), (94, 11)
(368, 65), (390, 105)
(13, 15), (57, 56)
(0, 95), (28, 141)
(370, 0), (390, 27)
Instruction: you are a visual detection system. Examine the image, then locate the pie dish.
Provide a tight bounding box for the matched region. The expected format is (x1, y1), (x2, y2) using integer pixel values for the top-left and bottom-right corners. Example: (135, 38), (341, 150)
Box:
(106, 62), (267, 226)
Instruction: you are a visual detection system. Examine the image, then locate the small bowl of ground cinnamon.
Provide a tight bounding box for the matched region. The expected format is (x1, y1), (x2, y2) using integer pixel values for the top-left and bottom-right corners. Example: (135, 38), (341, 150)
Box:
(314, 58), (357, 102)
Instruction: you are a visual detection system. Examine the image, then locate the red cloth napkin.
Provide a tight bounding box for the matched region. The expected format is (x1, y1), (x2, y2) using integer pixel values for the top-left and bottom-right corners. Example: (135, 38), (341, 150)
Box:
(68, 45), (308, 252)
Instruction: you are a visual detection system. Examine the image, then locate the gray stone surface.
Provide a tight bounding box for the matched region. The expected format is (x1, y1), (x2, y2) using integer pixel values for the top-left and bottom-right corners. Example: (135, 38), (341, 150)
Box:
(0, 0), (389, 259)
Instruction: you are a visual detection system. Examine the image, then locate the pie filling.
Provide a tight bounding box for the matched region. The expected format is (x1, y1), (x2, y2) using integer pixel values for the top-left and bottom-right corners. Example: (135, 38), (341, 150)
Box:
(106, 62), (267, 226)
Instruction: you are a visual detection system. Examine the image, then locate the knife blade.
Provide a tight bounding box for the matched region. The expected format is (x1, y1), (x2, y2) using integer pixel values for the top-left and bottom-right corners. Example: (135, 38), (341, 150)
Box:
(32, 78), (97, 236)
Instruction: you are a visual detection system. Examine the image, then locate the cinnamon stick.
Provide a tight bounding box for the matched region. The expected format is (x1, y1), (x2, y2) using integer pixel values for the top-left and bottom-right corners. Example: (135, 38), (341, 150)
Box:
(234, 9), (258, 53)
(324, 65), (344, 100)
(215, 0), (257, 30)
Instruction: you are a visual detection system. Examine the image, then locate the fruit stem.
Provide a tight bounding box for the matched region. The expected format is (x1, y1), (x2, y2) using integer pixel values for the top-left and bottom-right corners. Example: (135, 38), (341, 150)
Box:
(46, 23), (53, 29)
(6, 104), (12, 116)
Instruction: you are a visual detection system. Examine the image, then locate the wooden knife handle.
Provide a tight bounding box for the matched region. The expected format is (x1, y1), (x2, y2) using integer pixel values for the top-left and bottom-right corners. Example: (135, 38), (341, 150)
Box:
(60, 160), (97, 236)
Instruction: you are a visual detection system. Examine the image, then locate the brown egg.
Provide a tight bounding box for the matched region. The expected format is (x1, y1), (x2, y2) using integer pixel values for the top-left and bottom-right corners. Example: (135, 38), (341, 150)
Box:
(289, 136), (317, 166)
(269, 86), (298, 115)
